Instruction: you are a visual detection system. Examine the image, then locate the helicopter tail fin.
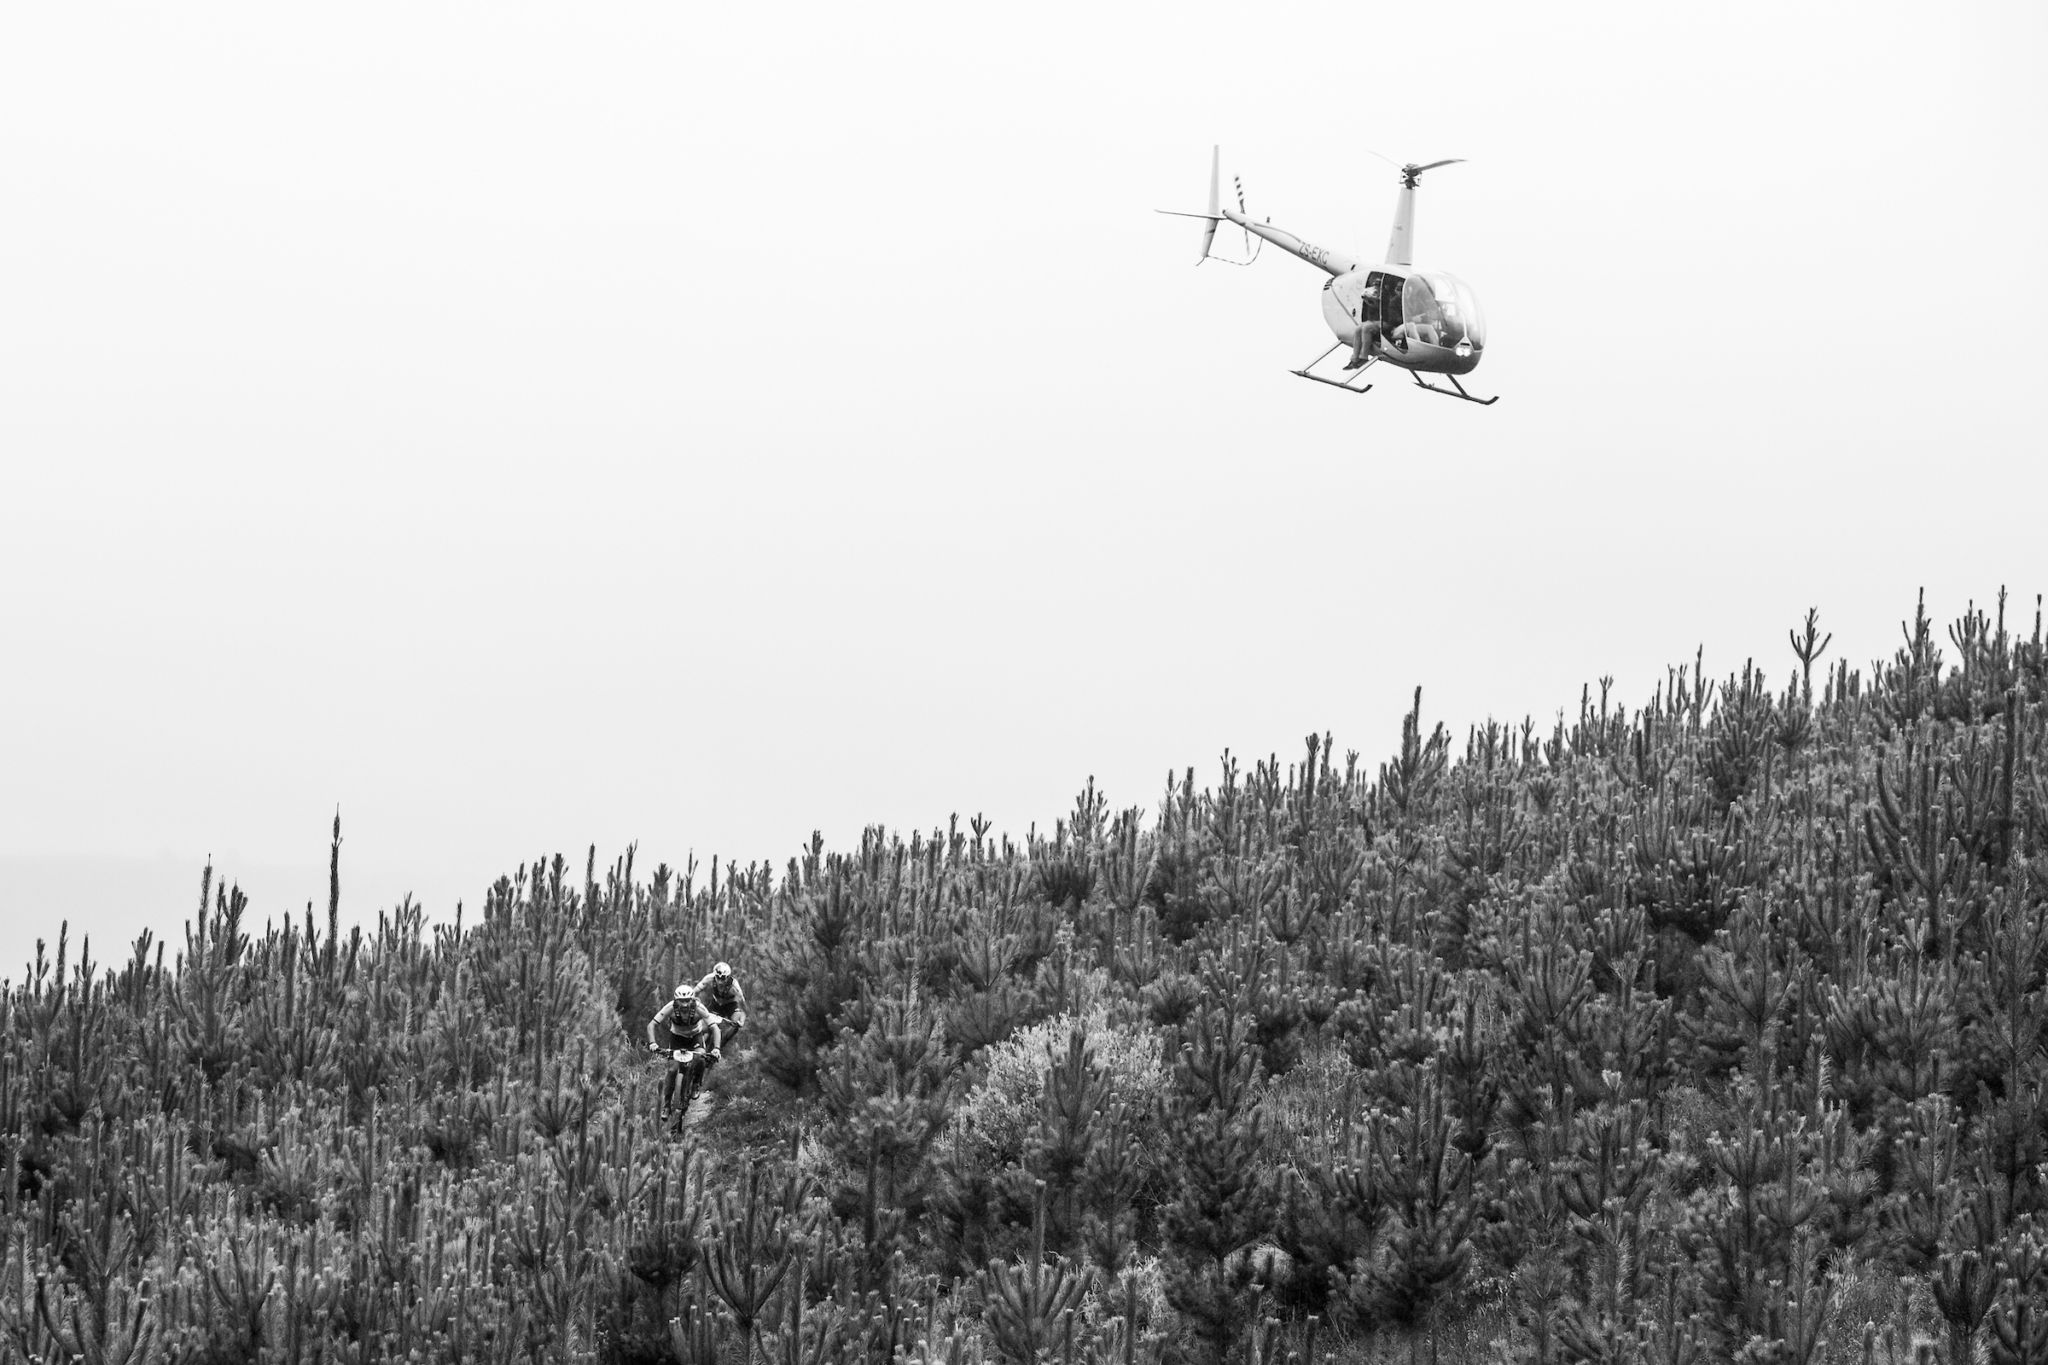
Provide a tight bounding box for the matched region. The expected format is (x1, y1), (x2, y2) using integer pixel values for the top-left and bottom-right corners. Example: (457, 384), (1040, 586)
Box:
(1156, 145), (1224, 263)
(1201, 145), (1220, 262)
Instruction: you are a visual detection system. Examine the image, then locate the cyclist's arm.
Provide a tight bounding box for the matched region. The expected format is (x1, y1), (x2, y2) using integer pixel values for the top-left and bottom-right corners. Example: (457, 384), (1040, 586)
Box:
(728, 983), (748, 1025)
(697, 1001), (728, 1051)
(648, 1000), (673, 1047)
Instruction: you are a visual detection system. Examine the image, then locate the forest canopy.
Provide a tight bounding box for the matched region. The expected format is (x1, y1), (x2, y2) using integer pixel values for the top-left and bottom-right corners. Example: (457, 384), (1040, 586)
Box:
(4, 592), (2047, 1364)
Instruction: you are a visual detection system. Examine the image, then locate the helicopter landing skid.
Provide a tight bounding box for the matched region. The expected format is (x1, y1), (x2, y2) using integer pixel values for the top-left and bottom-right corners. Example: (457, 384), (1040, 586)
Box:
(1291, 343), (1376, 394)
(1408, 372), (1499, 405)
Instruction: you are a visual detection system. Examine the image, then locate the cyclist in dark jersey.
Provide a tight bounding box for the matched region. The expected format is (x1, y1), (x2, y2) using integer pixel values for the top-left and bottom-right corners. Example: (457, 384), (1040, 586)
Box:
(693, 962), (748, 1051)
(647, 983), (725, 1119)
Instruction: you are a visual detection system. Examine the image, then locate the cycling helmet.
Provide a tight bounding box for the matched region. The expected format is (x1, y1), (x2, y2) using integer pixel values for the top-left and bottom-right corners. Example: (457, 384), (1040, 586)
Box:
(712, 962), (733, 980)
(674, 983), (697, 1002)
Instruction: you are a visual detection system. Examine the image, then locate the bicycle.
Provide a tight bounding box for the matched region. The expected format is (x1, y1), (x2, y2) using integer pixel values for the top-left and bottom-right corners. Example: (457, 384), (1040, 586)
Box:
(649, 1040), (720, 1136)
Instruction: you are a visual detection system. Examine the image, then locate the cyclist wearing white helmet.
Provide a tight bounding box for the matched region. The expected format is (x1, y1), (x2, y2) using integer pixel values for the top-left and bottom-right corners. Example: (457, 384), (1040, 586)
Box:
(648, 982), (724, 1054)
(693, 961), (748, 1050)
(648, 982), (725, 1117)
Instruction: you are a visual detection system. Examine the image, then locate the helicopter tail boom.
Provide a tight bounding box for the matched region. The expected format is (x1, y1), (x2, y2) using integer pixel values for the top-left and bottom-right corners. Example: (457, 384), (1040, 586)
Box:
(1155, 147), (1355, 275)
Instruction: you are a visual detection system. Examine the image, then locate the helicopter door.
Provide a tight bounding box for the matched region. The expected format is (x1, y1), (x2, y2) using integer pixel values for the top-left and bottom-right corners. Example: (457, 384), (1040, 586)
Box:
(1365, 271), (1405, 339)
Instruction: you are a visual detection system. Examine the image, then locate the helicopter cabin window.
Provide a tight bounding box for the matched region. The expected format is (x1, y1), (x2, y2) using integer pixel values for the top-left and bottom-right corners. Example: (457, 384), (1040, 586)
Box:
(1397, 272), (1486, 353)
(1401, 276), (1448, 346)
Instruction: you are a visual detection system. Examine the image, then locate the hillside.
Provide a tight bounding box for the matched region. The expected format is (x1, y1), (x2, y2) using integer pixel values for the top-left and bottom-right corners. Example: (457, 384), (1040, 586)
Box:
(4, 592), (2047, 1364)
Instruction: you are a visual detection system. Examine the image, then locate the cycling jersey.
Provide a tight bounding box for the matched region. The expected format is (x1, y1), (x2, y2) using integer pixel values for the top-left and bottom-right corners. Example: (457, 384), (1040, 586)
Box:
(694, 973), (748, 1025)
(650, 997), (723, 1050)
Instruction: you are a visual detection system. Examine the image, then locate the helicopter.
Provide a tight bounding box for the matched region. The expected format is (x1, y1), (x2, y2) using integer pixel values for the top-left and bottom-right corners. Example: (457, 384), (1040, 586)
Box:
(1161, 147), (1496, 403)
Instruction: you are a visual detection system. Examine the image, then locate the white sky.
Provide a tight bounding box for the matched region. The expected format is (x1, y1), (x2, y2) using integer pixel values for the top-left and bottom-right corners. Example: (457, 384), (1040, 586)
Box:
(3, 2), (2044, 978)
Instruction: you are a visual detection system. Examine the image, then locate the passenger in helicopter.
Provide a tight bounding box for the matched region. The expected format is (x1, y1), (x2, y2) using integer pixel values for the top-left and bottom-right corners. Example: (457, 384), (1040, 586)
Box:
(1367, 273), (1404, 353)
(1404, 278), (1445, 348)
(1353, 282), (1383, 363)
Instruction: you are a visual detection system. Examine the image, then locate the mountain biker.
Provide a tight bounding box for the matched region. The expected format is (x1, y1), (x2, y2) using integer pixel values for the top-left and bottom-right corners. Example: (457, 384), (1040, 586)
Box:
(693, 961), (748, 1051)
(647, 983), (724, 1119)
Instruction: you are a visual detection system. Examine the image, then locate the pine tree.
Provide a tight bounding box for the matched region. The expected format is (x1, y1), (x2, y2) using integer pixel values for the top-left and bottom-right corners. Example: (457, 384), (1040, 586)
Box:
(1361, 1064), (1478, 1332)
(978, 1179), (1091, 1365)
(1156, 1006), (1272, 1364)
(1989, 1215), (2048, 1364)
(706, 1165), (806, 1365)
(814, 996), (959, 1277)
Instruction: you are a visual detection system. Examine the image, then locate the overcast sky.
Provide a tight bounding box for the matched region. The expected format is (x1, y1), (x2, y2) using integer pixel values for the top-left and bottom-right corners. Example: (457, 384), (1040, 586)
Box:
(3, 2), (2043, 979)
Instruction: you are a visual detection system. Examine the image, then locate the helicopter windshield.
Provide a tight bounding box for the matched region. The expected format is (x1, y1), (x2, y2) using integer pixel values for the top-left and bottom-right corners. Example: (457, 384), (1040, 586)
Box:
(1399, 272), (1486, 354)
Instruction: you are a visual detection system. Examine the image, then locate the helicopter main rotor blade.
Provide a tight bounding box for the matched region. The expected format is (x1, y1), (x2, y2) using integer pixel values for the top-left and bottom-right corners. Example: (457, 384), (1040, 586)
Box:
(1396, 157), (1465, 193)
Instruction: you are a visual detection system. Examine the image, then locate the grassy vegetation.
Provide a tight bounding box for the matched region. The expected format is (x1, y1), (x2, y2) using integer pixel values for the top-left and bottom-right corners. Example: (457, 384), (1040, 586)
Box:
(5, 591), (2048, 1363)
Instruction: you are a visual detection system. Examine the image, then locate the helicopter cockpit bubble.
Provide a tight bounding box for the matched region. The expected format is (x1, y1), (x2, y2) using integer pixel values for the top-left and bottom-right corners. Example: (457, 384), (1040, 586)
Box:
(1399, 272), (1486, 359)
